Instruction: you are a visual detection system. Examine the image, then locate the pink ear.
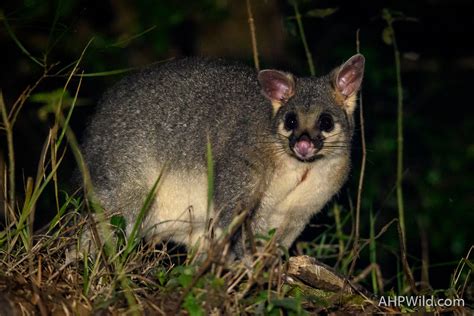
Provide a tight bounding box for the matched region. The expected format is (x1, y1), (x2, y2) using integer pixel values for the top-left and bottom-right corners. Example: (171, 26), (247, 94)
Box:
(336, 54), (365, 97)
(258, 70), (295, 103)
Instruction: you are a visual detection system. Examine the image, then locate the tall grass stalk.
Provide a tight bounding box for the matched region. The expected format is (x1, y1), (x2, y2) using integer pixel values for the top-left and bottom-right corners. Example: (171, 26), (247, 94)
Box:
(246, 0), (260, 71)
(383, 9), (406, 247)
(452, 246), (473, 296)
(123, 170), (165, 260)
(349, 29), (366, 278)
(0, 91), (15, 216)
(333, 204), (345, 263)
(291, 0), (315, 76)
(63, 51), (141, 314)
(1, 13), (45, 67)
(369, 209), (378, 295)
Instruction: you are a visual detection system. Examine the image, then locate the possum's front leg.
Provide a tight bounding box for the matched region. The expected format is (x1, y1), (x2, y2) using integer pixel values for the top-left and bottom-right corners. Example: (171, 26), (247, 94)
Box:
(213, 155), (267, 259)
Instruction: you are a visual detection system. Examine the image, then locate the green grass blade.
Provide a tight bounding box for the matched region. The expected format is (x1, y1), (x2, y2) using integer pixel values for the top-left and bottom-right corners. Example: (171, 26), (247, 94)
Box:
(47, 192), (78, 234)
(369, 208), (378, 295)
(108, 25), (157, 48)
(1, 12), (45, 67)
(76, 67), (137, 77)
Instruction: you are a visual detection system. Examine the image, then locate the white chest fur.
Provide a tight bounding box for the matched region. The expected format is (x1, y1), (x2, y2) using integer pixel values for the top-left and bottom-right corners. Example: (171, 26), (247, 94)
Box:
(255, 156), (348, 247)
(144, 155), (348, 250)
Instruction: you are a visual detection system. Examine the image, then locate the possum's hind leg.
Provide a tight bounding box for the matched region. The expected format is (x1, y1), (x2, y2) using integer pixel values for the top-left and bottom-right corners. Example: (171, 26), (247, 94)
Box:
(75, 176), (154, 257)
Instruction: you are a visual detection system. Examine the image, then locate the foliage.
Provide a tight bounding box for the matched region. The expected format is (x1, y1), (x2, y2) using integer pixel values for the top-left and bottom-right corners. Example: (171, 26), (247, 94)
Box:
(0, 0), (472, 314)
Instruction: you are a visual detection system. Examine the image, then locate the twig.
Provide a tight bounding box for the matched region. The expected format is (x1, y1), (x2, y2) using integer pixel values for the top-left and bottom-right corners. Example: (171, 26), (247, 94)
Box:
(172, 209), (250, 313)
(351, 263), (383, 294)
(397, 222), (417, 294)
(349, 29), (365, 278)
(418, 218), (431, 290)
(459, 247), (473, 297)
(28, 252), (48, 316)
(246, 0), (260, 71)
(0, 91), (15, 215)
(383, 9), (414, 295)
(9, 68), (50, 127)
(292, 0), (315, 75)
(1, 15), (45, 67)
(333, 204), (345, 263)
(383, 9), (406, 248)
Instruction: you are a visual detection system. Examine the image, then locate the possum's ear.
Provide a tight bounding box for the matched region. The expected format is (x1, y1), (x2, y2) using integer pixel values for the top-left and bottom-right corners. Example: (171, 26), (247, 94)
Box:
(258, 70), (295, 113)
(332, 54), (365, 114)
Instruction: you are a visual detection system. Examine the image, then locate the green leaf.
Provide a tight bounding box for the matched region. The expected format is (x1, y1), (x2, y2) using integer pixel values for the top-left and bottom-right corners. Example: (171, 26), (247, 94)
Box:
(306, 8), (338, 18)
(110, 215), (127, 232)
(210, 276), (225, 289)
(178, 266), (195, 288)
(110, 215), (127, 249)
(268, 297), (303, 313)
(382, 27), (393, 45)
(155, 268), (168, 286)
(31, 89), (73, 121)
(268, 228), (276, 237)
(183, 294), (204, 316)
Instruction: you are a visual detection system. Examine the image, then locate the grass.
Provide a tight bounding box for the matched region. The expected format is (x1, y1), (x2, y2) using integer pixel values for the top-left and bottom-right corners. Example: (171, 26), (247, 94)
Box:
(0, 5), (472, 315)
(0, 72), (472, 316)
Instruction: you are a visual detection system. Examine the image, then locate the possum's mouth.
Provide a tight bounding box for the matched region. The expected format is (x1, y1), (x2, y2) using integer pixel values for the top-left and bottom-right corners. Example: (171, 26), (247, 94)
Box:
(291, 135), (324, 162)
(292, 151), (324, 162)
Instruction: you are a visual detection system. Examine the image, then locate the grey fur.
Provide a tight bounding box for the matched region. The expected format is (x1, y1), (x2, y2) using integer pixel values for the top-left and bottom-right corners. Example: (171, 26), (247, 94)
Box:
(81, 56), (364, 258)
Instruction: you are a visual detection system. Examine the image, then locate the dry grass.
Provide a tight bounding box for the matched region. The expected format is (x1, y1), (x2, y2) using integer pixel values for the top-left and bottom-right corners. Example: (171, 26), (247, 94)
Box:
(0, 89), (472, 316)
(0, 17), (472, 314)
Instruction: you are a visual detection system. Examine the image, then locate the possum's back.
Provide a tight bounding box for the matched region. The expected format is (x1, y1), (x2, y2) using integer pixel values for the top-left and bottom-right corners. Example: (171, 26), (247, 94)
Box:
(81, 58), (270, 215)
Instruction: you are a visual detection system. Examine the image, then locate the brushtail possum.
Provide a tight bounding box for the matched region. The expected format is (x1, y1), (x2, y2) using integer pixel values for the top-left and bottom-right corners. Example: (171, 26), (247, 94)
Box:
(81, 54), (365, 258)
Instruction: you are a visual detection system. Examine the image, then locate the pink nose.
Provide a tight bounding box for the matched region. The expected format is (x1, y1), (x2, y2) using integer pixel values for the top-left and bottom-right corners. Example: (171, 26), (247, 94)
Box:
(295, 139), (312, 157)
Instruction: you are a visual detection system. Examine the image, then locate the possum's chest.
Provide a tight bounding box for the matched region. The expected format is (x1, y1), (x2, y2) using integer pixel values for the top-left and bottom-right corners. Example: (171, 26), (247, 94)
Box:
(255, 157), (348, 247)
(143, 156), (348, 250)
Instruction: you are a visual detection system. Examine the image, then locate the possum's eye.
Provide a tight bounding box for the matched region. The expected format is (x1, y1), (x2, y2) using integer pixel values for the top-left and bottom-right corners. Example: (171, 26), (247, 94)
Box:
(284, 112), (298, 130)
(318, 113), (334, 132)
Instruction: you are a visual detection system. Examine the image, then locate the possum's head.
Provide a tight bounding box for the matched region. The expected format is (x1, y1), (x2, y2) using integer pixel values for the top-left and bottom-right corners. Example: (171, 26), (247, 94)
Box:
(258, 54), (365, 162)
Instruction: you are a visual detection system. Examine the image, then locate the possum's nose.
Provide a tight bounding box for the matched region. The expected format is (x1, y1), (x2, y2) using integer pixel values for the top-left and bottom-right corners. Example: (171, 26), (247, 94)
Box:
(294, 135), (315, 158)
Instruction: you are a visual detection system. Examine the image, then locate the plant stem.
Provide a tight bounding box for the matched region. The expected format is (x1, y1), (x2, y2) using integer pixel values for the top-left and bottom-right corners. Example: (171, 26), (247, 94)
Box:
(352, 30), (366, 276)
(292, 0), (315, 76)
(369, 209), (378, 295)
(384, 9), (411, 293)
(394, 50), (405, 246)
(383, 9), (406, 248)
(246, 0), (260, 71)
(391, 17), (406, 247)
(333, 204), (345, 263)
(0, 91), (15, 214)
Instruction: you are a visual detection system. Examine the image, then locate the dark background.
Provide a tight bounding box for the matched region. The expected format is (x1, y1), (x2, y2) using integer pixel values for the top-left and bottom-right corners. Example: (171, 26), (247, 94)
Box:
(1, 0), (472, 291)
